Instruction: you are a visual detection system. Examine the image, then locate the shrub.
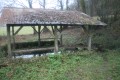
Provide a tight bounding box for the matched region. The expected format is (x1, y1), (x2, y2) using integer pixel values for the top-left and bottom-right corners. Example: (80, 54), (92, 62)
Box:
(93, 27), (120, 50)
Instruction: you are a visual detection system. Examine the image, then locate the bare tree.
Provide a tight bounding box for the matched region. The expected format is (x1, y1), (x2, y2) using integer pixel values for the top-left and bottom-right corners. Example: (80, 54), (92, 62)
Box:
(26, 0), (39, 34)
(57, 0), (71, 10)
(57, 0), (64, 10)
(75, 0), (87, 12)
(27, 0), (33, 8)
(68, 0), (83, 11)
(68, 1), (77, 10)
(38, 0), (46, 9)
(0, 0), (15, 11)
(66, 0), (69, 10)
(80, 0), (86, 13)
(38, 0), (49, 33)
(76, 0), (81, 11)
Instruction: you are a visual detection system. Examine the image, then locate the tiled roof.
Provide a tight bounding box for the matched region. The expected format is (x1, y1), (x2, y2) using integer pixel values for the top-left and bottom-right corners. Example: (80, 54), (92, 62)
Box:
(0, 7), (106, 27)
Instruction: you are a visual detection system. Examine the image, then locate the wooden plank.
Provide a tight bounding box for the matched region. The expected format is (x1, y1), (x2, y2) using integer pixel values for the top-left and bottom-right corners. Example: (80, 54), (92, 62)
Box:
(14, 26), (23, 35)
(7, 25), (12, 59)
(12, 45), (87, 56)
(54, 26), (58, 53)
(13, 47), (54, 54)
(40, 38), (60, 40)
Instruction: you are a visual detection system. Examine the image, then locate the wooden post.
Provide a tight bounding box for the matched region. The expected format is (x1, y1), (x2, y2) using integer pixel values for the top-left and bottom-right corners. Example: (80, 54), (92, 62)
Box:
(38, 26), (41, 47)
(87, 26), (92, 51)
(12, 26), (15, 50)
(88, 34), (92, 51)
(60, 26), (63, 46)
(82, 25), (92, 51)
(54, 26), (58, 53)
(12, 26), (16, 58)
(7, 25), (12, 59)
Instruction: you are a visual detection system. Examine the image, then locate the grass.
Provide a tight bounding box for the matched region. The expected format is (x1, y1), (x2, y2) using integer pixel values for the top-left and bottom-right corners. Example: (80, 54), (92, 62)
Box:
(0, 26), (56, 36)
(0, 50), (120, 80)
(0, 27), (7, 36)
(0, 27), (36, 36)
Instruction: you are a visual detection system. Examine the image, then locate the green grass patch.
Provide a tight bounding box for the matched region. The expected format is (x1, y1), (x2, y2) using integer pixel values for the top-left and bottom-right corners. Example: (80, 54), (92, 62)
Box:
(0, 27), (35, 36)
(0, 50), (120, 80)
(0, 26), (54, 36)
(0, 27), (7, 36)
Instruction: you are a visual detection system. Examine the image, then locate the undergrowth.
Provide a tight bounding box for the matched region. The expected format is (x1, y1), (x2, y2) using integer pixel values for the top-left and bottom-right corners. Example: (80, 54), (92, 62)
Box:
(0, 50), (120, 80)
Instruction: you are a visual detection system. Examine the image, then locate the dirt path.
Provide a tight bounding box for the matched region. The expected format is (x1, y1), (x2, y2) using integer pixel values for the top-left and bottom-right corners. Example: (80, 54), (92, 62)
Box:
(100, 53), (112, 80)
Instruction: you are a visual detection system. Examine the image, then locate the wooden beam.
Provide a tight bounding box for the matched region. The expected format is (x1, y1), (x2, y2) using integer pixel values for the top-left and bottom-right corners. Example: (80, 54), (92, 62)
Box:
(56, 27), (61, 32)
(12, 26), (15, 50)
(7, 23), (86, 27)
(14, 26), (23, 35)
(60, 26), (63, 46)
(7, 25), (12, 59)
(54, 26), (58, 53)
(40, 38), (60, 41)
(88, 34), (92, 51)
(81, 25), (88, 33)
(87, 26), (92, 51)
(82, 25), (92, 51)
(31, 26), (38, 34)
(13, 46), (81, 55)
(38, 26), (41, 47)
(51, 26), (55, 35)
(13, 47), (54, 54)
